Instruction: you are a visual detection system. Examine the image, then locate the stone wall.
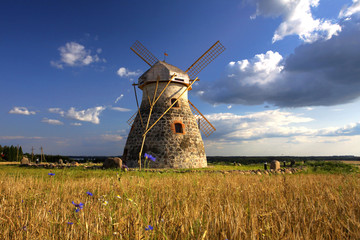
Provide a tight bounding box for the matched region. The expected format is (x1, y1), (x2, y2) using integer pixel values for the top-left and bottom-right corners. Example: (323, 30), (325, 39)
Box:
(123, 82), (207, 168)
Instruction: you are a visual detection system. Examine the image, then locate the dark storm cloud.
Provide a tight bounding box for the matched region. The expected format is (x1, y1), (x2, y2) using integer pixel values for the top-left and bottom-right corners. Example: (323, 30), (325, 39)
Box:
(201, 18), (360, 108)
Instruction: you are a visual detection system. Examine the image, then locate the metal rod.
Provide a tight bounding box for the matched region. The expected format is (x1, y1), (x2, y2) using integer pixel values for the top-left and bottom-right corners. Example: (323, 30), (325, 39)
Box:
(133, 85), (144, 129)
(142, 77), (198, 137)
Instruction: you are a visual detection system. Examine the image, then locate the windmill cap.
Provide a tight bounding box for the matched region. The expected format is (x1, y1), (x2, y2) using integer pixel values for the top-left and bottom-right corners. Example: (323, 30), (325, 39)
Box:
(138, 61), (190, 88)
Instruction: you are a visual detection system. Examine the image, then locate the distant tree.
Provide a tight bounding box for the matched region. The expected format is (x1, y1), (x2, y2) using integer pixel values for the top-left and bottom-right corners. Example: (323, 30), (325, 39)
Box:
(19, 146), (23, 160)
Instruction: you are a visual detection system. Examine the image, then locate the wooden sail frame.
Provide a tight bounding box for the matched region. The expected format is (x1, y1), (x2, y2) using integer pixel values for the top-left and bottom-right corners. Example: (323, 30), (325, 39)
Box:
(188, 100), (216, 137)
(185, 41), (225, 80)
(130, 40), (159, 67)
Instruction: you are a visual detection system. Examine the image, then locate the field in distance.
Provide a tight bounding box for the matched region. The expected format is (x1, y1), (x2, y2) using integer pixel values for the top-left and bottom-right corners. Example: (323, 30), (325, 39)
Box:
(0, 162), (359, 239)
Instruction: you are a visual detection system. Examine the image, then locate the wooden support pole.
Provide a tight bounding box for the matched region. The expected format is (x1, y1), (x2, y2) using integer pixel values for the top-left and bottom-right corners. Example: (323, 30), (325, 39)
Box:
(152, 74), (176, 106)
(16, 145), (19, 162)
(138, 76), (160, 170)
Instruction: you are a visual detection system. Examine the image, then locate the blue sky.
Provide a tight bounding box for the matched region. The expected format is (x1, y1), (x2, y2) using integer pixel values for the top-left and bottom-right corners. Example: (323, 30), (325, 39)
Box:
(1, 0), (360, 156)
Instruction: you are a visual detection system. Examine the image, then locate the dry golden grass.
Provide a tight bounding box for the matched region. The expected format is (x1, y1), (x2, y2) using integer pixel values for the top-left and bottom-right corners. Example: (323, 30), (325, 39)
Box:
(341, 161), (360, 167)
(0, 161), (19, 165)
(0, 166), (360, 239)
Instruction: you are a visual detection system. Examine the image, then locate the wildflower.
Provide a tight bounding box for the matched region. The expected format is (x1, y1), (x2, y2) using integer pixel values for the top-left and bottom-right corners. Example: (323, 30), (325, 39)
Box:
(103, 201), (108, 206)
(86, 191), (93, 196)
(72, 201), (84, 212)
(116, 195), (121, 199)
(144, 153), (156, 162)
(127, 198), (137, 205)
(48, 173), (55, 176)
(145, 225), (153, 231)
(22, 226), (27, 231)
(67, 222), (74, 225)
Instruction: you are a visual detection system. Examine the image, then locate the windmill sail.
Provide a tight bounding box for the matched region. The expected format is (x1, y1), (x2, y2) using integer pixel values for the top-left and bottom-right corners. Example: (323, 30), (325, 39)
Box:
(188, 100), (216, 137)
(127, 111), (137, 126)
(130, 40), (159, 66)
(185, 41), (225, 79)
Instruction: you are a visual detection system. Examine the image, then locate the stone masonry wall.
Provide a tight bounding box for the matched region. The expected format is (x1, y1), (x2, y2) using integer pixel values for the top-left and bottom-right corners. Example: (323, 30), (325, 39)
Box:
(123, 82), (207, 168)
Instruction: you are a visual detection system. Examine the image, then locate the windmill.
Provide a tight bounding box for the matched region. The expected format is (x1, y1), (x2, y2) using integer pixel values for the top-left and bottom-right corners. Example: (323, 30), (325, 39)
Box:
(123, 40), (225, 168)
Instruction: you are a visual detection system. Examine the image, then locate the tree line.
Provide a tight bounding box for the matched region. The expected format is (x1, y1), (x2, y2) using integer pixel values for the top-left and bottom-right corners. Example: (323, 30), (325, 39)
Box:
(0, 145), (23, 162)
(0, 145), (71, 163)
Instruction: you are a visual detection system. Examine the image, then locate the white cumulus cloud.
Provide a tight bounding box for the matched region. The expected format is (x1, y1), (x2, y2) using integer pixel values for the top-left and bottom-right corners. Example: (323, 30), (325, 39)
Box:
(51, 42), (104, 68)
(49, 108), (65, 116)
(201, 18), (360, 108)
(250, 0), (341, 43)
(9, 107), (36, 115)
(228, 51), (283, 85)
(49, 106), (105, 124)
(117, 67), (141, 78)
(339, 0), (360, 18)
(111, 107), (131, 112)
(205, 110), (314, 141)
(204, 109), (360, 143)
(41, 118), (64, 125)
(101, 134), (123, 142)
(70, 122), (82, 126)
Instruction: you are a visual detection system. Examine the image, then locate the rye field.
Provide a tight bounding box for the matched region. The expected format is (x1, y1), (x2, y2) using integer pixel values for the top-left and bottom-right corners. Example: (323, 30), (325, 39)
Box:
(0, 162), (360, 239)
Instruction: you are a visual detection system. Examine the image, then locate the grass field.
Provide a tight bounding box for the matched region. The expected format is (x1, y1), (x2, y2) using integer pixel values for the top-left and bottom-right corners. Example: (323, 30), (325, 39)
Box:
(0, 163), (360, 239)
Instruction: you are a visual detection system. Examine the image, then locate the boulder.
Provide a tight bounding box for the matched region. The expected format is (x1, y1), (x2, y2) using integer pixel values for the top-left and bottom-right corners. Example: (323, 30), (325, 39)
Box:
(71, 161), (79, 166)
(58, 159), (63, 164)
(103, 157), (122, 169)
(270, 160), (280, 171)
(20, 157), (30, 165)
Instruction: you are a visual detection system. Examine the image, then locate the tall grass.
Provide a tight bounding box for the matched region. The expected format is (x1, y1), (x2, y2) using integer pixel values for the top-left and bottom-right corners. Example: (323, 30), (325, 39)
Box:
(0, 166), (360, 239)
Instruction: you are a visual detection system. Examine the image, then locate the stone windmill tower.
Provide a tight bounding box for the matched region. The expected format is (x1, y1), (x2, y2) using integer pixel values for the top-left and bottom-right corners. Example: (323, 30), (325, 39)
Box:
(123, 40), (225, 168)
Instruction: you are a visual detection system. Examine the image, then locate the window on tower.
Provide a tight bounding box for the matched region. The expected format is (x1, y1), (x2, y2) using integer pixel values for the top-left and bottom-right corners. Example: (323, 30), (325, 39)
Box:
(175, 123), (183, 133)
(171, 121), (185, 135)
(171, 98), (180, 108)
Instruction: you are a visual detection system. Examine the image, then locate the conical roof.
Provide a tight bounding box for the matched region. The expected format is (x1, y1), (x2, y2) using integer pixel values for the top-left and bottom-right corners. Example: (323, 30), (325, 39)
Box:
(138, 61), (190, 87)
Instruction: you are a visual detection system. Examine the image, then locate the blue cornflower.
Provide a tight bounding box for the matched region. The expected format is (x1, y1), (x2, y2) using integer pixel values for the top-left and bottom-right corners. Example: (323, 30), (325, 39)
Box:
(144, 153), (156, 162)
(72, 201), (84, 212)
(48, 173), (55, 176)
(145, 225), (153, 231)
(67, 222), (73, 225)
(86, 191), (93, 196)
(22, 226), (27, 231)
